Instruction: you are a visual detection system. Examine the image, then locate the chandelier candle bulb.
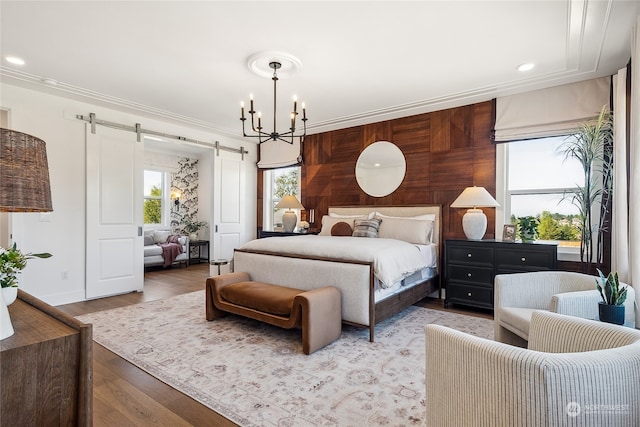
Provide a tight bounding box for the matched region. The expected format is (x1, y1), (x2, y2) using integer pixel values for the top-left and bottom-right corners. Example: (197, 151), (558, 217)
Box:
(240, 102), (245, 119)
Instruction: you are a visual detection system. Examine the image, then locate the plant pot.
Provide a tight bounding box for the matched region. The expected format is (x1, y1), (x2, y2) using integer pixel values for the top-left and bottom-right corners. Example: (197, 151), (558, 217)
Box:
(1, 287), (18, 306)
(189, 233), (198, 241)
(520, 233), (535, 243)
(598, 302), (625, 325)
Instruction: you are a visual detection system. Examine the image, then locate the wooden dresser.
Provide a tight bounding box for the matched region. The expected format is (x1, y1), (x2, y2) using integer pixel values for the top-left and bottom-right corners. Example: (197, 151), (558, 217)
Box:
(444, 239), (558, 310)
(0, 290), (92, 426)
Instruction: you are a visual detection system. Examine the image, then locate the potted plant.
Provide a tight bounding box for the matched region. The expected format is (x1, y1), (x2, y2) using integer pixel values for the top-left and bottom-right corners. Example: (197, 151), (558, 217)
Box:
(297, 220), (310, 233)
(596, 269), (628, 325)
(1, 243), (51, 339)
(517, 216), (538, 242)
(182, 218), (208, 241)
(560, 106), (613, 271)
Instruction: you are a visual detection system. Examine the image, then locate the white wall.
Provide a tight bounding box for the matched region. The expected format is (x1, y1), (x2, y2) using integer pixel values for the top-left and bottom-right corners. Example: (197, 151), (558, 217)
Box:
(1, 82), (257, 305)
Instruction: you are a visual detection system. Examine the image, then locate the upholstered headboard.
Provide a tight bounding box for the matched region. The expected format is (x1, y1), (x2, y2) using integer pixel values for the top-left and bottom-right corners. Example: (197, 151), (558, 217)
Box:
(328, 205), (442, 247)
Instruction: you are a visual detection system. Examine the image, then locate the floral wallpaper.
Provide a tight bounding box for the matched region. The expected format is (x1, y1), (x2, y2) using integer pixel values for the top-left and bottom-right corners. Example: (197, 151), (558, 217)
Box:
(170, 157), (199, 233)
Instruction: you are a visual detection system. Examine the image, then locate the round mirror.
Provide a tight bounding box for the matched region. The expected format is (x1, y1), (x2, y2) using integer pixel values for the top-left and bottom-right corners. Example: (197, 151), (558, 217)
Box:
(355, 141), (406, 197)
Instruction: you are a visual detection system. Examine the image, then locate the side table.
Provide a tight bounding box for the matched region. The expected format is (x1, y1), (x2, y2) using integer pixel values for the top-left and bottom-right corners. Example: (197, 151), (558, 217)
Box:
(210, 259), (229, 275)
(189, 240), (209, 264)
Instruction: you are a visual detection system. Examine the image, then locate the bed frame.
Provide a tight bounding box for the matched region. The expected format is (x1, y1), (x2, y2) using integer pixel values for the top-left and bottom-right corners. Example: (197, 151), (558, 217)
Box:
(234, 205), (442, 341)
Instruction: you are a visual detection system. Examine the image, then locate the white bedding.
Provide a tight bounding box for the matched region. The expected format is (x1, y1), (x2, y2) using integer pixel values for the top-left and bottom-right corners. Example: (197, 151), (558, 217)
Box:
(239, 235), (434, 288)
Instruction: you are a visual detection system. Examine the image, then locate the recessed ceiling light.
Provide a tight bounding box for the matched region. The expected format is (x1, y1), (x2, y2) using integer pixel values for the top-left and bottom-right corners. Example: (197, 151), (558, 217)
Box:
(5, 56), (25, 66)
(517, 63), (535, 72)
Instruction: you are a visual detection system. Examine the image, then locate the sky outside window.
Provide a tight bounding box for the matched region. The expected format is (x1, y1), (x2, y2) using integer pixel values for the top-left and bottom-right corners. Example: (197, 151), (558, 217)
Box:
(144, 170), (163, 196)
(508, 136), (583, 217)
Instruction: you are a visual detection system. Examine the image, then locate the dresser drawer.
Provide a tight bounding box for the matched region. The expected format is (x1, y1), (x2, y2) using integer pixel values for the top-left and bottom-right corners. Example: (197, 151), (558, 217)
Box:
(448, 265), (493, 285)
(447, 245), (494, 265)
(496, 248), (555, 271)
(447, 283), (493, 309)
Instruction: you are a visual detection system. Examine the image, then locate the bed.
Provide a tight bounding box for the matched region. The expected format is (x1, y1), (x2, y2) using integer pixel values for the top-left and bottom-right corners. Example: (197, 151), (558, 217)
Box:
(233, 205), (442, 341)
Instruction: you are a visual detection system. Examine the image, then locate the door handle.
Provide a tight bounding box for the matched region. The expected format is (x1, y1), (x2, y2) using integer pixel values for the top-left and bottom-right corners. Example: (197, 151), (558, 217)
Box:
(138, 226), (142, 236)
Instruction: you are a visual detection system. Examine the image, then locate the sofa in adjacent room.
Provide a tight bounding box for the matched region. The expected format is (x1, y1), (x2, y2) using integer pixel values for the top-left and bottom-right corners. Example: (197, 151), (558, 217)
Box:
(144, 230), (189, 268)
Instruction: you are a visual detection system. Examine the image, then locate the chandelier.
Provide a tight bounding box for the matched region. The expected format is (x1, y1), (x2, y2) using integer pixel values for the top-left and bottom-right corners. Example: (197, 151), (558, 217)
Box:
(240, 61), (307, 144)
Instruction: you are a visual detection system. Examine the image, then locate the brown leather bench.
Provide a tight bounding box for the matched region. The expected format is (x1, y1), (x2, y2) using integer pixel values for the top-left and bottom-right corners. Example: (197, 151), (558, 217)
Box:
(205, 272), (342, 355)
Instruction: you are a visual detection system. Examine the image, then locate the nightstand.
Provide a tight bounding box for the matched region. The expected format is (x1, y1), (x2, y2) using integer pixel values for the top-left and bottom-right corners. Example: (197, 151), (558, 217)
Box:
(444, 239), (557, 310)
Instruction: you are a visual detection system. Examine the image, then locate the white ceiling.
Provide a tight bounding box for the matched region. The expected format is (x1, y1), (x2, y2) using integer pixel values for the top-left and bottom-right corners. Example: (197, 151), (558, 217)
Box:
(1, 1), (639, 153)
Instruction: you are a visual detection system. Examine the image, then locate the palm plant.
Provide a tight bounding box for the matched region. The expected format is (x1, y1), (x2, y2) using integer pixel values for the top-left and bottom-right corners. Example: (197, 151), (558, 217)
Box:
(560, 106), (613, 271)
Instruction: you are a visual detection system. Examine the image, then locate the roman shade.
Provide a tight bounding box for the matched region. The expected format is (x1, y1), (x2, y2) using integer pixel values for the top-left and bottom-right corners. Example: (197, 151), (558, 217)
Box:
(257, 139), (302, 169)
(492, 76), (610, 142)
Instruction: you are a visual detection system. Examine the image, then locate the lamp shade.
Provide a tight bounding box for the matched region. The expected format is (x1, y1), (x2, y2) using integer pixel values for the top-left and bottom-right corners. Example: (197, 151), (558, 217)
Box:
(0, 128), (53, 212)
(450, 186), (499, 208)
(275, 195), (304, 210)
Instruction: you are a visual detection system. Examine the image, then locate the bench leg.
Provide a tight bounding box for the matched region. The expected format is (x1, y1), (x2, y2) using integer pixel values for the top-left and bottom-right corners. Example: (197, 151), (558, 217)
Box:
(296, 287), (342, 355)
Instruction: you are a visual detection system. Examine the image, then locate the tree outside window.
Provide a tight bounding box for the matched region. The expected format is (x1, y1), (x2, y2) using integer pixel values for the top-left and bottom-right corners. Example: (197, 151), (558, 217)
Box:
(144, 170), (164, 225)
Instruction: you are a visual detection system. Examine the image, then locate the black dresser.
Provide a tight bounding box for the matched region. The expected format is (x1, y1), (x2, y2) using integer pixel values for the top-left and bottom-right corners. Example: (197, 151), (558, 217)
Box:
(444, 239), (558, 310)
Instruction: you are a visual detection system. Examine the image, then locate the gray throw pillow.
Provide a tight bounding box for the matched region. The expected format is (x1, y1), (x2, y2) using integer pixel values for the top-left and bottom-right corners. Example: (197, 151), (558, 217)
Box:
(352, 218), (382, 238)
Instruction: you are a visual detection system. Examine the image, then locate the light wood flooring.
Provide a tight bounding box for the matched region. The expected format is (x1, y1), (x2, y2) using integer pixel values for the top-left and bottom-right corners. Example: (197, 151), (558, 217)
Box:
(56, 263), (492, 426)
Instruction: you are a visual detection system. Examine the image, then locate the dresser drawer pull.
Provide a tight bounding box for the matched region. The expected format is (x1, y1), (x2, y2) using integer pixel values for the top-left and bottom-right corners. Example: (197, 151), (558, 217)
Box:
(467, 273), (472, 277)
(467, 292), (472, 297)
(467, 253), (472, 258)
(521, 257), (526, 262)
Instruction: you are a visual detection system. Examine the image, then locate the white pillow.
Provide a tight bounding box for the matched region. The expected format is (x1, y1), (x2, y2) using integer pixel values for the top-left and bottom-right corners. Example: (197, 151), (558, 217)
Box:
(377, 217), (434, 245)
(329, 212), (375, 219)
(153, 230), (171, 243)
(374, 212), (436, 221)
(319, 216), (358, 236)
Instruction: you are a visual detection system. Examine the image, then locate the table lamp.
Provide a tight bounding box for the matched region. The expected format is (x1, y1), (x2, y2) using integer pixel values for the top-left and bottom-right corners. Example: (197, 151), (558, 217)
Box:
(450, 186), (499, 240)
(1, 128), (53, 340)
(275, 195), (304, 232)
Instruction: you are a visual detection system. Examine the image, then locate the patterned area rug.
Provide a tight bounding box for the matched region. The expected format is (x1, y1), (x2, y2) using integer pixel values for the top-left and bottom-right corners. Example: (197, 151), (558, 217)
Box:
(77, 291), (493, 426)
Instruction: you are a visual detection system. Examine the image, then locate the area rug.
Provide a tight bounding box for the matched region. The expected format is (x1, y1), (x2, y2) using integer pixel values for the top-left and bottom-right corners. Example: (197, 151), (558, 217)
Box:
(77, 291), (493, 427)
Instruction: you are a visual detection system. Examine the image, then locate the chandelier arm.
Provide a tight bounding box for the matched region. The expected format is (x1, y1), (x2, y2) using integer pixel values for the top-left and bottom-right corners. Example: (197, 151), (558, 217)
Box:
(249, 110), (258, 133)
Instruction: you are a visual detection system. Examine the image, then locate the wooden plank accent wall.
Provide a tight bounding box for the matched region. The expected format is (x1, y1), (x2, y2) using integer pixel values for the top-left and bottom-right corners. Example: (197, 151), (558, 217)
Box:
(257, 100), (496, 242)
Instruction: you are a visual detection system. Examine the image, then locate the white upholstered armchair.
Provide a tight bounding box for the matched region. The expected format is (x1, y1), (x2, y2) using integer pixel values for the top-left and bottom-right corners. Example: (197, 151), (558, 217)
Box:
(425, 311), (640, 427)
(494, 271), (636, 347)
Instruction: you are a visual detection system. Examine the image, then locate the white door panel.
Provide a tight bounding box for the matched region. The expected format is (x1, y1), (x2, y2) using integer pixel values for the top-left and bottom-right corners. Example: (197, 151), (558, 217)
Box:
(86, 125), (143, 298)
(213, 150), (246, 275)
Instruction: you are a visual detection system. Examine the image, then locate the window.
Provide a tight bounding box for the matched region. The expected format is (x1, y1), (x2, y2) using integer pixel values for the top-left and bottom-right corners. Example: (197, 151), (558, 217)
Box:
(501, 136), (584, 259)
(144, 170), (165, 225)
(263, 166), (301, 230)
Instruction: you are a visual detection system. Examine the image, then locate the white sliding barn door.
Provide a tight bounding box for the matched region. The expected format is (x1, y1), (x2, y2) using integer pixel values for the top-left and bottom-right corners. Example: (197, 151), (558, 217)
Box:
(86, 125), (143, 298)
(212, 149), (246, 274)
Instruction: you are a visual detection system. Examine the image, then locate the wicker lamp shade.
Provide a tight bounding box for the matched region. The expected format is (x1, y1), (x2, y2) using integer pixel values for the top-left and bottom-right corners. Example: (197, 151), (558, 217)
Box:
(0, 128), (53, 212)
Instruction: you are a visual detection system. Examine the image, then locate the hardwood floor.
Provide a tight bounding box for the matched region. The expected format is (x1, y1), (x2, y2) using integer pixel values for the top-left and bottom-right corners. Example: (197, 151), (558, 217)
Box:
(56, 264), (492, 426)
(57, 264), (238, 427)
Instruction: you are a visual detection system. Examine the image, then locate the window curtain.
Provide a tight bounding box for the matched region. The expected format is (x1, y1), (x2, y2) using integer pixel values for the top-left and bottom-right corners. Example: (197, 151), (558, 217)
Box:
(144, 151), (180, 173)
(257, 139), (302, 169)
(492, 77), (610, 142)
(612, 15), (640, 328)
